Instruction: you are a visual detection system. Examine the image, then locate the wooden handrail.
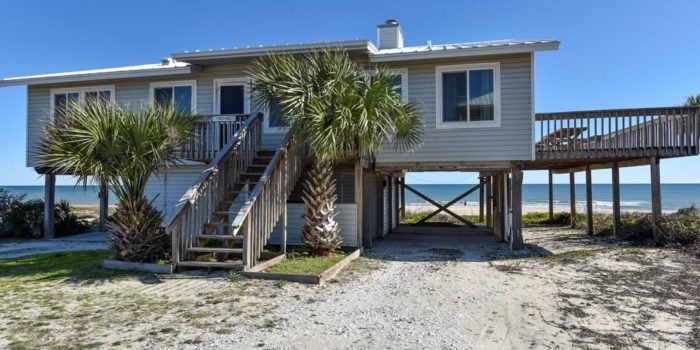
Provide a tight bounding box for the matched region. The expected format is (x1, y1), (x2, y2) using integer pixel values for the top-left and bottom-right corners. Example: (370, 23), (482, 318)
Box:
(164, 113), (263, 263)
(230, 130), (307, 269)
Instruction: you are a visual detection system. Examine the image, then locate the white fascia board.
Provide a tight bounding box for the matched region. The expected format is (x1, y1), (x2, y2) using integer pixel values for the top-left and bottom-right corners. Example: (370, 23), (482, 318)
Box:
(0, 65), (198, 87)
(370, 42), (560, 63)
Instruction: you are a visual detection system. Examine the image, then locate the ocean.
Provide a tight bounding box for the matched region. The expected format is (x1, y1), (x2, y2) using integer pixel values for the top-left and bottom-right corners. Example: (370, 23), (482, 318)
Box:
(1, 184), (699, 212)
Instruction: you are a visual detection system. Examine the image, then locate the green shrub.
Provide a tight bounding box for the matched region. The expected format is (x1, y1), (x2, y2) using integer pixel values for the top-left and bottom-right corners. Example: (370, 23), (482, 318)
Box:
(0, 189), (90, 239)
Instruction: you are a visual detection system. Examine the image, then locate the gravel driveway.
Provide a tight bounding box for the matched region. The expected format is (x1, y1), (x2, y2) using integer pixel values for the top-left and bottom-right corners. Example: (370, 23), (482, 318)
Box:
(0, 231), (109, 259)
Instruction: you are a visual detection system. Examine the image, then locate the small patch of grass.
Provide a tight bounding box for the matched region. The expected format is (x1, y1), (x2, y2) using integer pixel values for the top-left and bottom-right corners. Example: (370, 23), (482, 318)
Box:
(266, 250), (348, 275)
(226, 271), (245, 283)
(0, 250), (139, 282)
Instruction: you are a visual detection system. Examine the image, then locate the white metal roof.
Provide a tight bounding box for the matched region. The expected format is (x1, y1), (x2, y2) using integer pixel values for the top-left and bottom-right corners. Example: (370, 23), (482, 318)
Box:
(370, 39), (559, 62)
(0, 59), (195, 87)
(171, 40), (376, 62)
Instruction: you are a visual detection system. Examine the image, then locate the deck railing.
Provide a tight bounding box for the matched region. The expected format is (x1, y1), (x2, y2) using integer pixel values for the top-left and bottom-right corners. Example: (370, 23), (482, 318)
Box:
(180, 114), (249, 161)
(535, 107), (700, 160)
(165, 113), (262, 264)
(232, 130), (306, 269)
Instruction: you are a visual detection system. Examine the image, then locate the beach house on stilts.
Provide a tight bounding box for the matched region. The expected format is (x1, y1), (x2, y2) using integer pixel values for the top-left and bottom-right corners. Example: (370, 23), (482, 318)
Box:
(2, 20), (699, 270)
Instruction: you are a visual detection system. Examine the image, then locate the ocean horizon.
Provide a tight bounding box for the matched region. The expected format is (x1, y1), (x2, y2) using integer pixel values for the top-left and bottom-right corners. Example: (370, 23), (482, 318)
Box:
(1, 183), (699, 212)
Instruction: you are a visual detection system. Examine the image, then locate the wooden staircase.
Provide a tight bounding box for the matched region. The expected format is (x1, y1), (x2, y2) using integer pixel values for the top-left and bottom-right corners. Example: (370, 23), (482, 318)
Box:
(165, 112), (306, 272)
(177, 150), (276, 270)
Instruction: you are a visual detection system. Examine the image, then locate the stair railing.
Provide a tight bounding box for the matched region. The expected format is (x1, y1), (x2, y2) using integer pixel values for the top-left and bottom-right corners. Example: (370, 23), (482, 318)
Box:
(164, 113), (263, 264)
(231, 130), (306, 270)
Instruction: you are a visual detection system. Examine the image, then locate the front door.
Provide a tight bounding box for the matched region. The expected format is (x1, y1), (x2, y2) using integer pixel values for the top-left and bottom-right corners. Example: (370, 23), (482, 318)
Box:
(215, 78), (249, 115)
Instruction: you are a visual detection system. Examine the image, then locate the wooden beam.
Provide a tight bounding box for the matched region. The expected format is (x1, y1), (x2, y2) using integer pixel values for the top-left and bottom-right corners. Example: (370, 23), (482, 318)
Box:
(493, 174), (502, 239)
(511, 165), (524, 250)
(548, 157), (652, 174)
(486, 176), (492, 228)
(43, 174), (55, 239)
(99, 181), (109, 232)
(585, 166), (594, 235)
(387, 176), (393, 232)
(402, 183), (477, 227)
(569, 172), (577, 228)
(650, 156), (661, 242)
(548, 170), (554, 220)
(478, 177), (485, 223)
(612, 163), (621, 238)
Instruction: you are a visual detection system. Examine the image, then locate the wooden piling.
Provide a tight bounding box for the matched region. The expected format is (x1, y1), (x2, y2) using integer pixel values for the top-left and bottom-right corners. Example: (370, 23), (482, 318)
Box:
(612, 163), (621, 238)
(585, 166), (594, 235)
(511, 165), (524, 250)
(650, 157), (661, 242)
(569, 172), (577, 228)
(43, 174), (56, 239)
(548, 170), (554, 221)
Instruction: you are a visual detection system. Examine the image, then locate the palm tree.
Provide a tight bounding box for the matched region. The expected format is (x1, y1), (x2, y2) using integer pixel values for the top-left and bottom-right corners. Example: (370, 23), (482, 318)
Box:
(251, 50), (422, 254)
(686, 94), (700, 106)
(36, 101), (194, 262)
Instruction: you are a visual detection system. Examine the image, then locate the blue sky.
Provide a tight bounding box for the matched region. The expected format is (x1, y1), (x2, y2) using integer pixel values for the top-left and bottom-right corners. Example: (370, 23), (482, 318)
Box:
(0, 0), (698, 186)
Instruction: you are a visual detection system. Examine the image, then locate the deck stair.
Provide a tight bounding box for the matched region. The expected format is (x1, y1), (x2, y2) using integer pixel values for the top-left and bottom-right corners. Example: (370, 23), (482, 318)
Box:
(164, 113), (306, 271)
(175, 150), (275, 270)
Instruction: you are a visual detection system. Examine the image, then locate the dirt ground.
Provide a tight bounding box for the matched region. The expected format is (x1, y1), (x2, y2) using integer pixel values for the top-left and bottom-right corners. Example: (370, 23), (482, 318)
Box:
(0, 225), (698, 349)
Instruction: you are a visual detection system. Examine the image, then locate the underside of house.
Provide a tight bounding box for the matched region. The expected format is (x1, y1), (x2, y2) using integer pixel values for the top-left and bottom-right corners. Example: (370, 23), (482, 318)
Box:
(2, 20), (699, 272)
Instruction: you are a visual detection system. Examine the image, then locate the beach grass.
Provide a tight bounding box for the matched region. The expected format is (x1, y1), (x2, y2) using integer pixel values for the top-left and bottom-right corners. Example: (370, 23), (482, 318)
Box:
(266, 250), (348, 275)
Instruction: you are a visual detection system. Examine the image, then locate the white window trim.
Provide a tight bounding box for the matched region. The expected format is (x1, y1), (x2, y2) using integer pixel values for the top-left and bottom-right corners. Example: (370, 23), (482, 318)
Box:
(386, 68), (409, 103)
(149, 80), (197, 114)
(213, 77), (250, 117)
(49, 85), (116, 121)
(264, 99), (289, 134)
(435, 62), (501, 129)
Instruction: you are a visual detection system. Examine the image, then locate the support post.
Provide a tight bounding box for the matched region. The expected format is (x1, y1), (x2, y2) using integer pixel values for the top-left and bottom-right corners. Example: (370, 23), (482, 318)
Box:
(612, 162), (621, 238)
(479, 176), (485, 223)
(393, 177), (400, 230)
(99, 181), (109, 232)
(399, 177), (406, 221)
(43, 174), (56, 239)
(387, 176), (394, 232)
(569, 172), (577, 228)
(586, 166), (594, 235)
(650, 157), (661, 242)
(511, 165), (524, 250)
(486, 176), (492, 228)
(493, 174), (502, 239)
(355, 160), (367, 247)
(548, 170), (554, 221)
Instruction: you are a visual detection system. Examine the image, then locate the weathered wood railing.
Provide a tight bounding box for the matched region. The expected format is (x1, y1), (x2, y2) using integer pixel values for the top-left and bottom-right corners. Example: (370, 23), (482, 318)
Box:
(164, 113), (262, 264)
(536, 107), (700, 160)
(231, 131), (306, 269)
(180, 114), (249, 161)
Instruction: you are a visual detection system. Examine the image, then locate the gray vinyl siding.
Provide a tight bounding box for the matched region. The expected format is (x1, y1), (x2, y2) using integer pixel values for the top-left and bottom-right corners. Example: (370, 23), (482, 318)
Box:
(268, 203), (359, 247)
(144, 164), (208, 217)
(376, 53), (534, 163)
(25, 62), (285, 167)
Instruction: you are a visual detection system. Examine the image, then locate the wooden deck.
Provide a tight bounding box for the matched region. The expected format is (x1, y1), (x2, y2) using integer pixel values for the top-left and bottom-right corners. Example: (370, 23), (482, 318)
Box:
(529, 107), (700, 170)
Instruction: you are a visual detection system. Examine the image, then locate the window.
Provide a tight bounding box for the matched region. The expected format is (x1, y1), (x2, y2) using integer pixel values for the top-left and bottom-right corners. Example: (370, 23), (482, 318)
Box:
(386, 68), (408, 102)
(150, 80), (196, 114)
(213, 78), (249, 116)
(436, 63), (500, 128)
(50, 86), (115, 120)
(266, 97), (287, 131)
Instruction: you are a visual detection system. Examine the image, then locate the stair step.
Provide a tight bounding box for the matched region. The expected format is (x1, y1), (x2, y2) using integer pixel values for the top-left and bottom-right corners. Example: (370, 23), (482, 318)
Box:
(196, 235), (242, 240)
(177, 261), (243, 269)
(187, 247), (243, 254)
(205, 222), (240, 229)
(222, 200), (246, 205)
(212, 211), (240, 216)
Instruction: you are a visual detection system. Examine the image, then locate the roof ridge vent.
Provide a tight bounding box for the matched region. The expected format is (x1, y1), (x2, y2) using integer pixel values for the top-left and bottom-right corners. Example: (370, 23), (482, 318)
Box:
(160, 57), (171, 65)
